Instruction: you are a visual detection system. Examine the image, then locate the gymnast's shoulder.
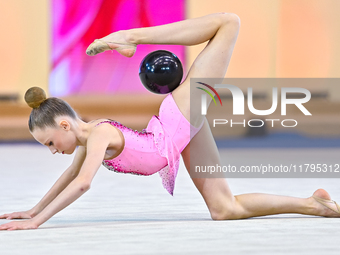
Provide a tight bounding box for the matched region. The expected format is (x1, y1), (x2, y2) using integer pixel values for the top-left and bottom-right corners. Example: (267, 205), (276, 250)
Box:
(85, 119), (125, 159)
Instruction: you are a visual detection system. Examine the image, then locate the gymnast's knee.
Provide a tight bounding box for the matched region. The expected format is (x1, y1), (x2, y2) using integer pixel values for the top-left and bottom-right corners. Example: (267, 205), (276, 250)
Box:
(218, 12), (240, 28)
(209, 198), (243, 220)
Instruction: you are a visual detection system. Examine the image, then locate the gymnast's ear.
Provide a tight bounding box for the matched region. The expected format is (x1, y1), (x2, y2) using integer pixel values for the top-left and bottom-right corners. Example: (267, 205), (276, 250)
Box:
(59, 120), (71, 131)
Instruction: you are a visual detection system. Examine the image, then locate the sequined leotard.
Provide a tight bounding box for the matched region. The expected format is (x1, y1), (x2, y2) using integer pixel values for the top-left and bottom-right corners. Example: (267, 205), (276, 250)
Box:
(97, 93), (204, 196)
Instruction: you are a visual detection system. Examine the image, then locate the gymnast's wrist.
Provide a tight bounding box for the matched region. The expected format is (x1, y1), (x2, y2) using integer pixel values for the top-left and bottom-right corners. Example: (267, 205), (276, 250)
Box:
(28, 207), (40, 218)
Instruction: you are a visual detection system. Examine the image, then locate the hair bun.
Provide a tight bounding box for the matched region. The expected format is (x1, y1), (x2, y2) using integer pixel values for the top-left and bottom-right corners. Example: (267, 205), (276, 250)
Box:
(24, 87), (47, 108)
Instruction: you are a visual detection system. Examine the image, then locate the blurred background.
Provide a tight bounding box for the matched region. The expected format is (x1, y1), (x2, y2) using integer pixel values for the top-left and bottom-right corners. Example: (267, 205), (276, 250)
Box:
(0, 0), (339, 143)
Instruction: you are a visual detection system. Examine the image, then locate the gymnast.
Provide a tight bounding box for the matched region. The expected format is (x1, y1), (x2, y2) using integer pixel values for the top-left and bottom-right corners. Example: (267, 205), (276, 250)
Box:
(0, 13), (339, 231)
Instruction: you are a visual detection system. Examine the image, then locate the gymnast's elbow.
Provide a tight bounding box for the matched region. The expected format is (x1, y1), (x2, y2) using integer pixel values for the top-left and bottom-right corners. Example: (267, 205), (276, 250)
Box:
(74, 177), (91, 192)
(80, 183), (91, 192)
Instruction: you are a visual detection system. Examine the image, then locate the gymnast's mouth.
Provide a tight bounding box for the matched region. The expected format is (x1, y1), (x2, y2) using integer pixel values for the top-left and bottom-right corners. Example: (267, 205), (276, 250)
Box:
(62, 151), (64, 154)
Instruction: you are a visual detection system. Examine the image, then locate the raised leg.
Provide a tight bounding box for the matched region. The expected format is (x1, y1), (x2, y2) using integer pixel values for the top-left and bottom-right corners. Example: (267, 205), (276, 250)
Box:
(88, 13), (240, 127)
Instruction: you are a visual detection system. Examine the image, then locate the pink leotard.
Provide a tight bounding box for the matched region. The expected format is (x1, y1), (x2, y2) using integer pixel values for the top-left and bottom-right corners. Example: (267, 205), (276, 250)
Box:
(97, 93), (204, 196)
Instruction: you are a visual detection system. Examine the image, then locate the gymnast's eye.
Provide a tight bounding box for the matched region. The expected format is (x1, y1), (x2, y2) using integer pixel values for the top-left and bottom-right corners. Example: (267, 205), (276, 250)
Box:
(49, 141), (53, 146)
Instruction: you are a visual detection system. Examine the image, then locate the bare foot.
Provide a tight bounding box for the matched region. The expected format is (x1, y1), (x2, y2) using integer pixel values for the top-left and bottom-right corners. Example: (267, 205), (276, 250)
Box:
(86, 31), (136, 57)
(309, 189), (340, 217)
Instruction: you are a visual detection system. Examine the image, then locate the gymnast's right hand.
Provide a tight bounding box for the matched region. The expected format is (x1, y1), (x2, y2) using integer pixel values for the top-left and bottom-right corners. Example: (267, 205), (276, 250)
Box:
(0, 210), (34, 220)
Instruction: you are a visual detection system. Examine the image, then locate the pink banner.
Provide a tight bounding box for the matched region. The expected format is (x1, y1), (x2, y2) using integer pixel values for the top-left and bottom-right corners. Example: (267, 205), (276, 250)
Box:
(50, 0), (185, 96)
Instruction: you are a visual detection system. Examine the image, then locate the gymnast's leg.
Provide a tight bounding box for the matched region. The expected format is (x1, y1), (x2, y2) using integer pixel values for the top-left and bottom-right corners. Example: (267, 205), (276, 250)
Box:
(173, 13), (339, 219)
(89, 13), (339, 219)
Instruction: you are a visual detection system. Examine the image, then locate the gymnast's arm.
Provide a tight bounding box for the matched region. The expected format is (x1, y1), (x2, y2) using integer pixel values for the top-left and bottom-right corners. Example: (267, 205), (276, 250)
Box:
(29, 146), (87, 217)
(0, 146), (86, 220)
(0, 126), (113, 230)
(28, 125), (112, 228)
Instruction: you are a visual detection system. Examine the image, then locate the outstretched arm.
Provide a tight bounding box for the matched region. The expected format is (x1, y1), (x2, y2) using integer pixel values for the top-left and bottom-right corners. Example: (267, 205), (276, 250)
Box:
(0, 125), (112, 231)
(30, 146), (86, 217)
(0, 147), (86, 221)
(31, 147), (86, 217)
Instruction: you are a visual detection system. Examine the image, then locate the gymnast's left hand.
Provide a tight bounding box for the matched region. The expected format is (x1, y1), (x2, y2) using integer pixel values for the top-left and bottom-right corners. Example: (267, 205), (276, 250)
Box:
(0, 219), (39, 231)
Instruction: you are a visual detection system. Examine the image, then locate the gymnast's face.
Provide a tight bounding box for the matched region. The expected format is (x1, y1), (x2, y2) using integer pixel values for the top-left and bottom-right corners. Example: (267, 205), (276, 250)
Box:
(31, 120), (77, 155)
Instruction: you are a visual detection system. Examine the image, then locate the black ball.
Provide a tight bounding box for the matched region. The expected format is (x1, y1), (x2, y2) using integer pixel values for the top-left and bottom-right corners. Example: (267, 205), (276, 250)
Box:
(139, 50), (183, 94)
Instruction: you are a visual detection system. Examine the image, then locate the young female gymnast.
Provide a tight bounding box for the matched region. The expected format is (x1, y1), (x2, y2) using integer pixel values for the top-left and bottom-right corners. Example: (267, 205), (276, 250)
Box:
(0, 13), (339, 231)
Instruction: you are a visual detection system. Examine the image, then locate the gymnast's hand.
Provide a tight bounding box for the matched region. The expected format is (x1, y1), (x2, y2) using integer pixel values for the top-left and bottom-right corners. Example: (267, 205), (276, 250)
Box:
(0, 219), (38, 231)
(0, 210), (34, 220)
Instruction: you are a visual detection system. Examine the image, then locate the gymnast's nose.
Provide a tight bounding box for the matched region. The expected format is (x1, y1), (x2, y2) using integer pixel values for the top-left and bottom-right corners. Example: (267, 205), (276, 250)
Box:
(49, 147), (57, 154)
